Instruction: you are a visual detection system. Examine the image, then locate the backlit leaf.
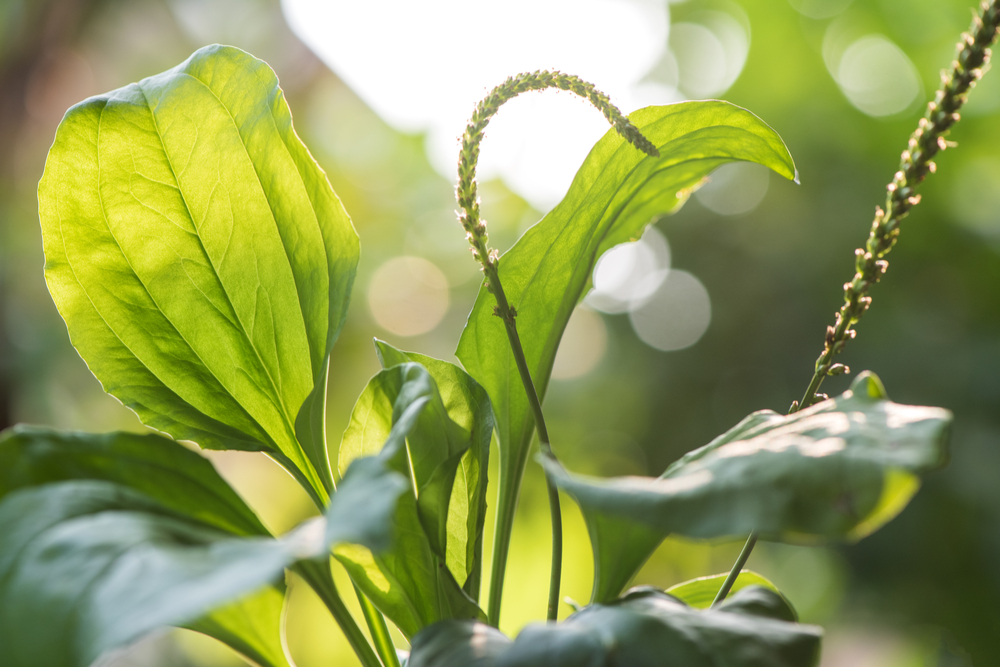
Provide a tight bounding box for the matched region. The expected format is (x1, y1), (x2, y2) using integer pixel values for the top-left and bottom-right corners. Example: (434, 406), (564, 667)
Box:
(374, 339), (493, 598)
(336, 363), (485, 638)
(38, 44), (358, 502)
(455, 101), (797, 575)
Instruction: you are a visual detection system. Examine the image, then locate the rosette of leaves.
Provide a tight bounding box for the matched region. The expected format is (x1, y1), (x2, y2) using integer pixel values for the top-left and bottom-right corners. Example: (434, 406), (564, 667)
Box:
(2, 32), (959, 667)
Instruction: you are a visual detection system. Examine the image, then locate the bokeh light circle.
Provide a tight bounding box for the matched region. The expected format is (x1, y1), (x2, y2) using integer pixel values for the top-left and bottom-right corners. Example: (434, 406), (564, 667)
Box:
(695, 162), (770, 216)
(628, 270), (711, 351)
(833, 35), (921, 117)
(367, 256), (450, 336)
(551, 307), (608, 380)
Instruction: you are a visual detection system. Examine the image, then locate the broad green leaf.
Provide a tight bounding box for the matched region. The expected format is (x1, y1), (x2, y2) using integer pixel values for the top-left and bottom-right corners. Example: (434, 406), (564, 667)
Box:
(407, 586), (821, 667)
(38, 44), (359, 502)
(455, 101), (796, 570)
(0, 426), (292, 666)
(373, 339), (493, 598)
(0, 428), (408, 667)
(544, 372), (952, 603)
(336, 363), (485, 638)
(666, 570), (787, 612)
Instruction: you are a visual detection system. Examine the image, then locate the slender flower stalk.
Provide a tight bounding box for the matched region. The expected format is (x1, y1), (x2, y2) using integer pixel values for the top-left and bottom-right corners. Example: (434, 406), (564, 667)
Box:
(456, 70), (658, 625)
(714, 0), (1000, 608)
(795, 0), (1000, 412)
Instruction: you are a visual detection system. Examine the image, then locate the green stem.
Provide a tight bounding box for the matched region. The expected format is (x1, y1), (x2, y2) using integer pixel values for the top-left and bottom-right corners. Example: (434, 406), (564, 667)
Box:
(714, 0), (1000, 606)
(456, 70), (659, 627)
(294, 560), (382, 667)
(484, 264), (563, 623)
(710, 532), (758, 608)
(354, 583), (400, 667)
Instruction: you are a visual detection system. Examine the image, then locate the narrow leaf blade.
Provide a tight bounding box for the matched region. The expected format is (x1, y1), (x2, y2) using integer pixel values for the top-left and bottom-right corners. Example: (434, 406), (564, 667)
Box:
(456, 101), (797, 546)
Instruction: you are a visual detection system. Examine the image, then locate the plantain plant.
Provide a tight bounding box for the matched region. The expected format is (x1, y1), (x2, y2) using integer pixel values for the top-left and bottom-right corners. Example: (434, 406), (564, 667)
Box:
(1, 2), (997, 665)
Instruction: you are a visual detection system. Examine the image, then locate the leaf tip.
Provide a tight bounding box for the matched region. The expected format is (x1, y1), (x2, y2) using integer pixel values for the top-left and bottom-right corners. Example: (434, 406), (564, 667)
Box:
(849, 371), (888, 401)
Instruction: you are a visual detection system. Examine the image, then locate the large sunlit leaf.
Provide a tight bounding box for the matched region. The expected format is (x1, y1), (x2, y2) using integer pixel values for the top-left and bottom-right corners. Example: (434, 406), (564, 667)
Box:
(407, 586), (821, 667)
(0, 427), (408, 667)
(336, 362), (485, 639)
(544, 372), (952, 603)
(373, 339), (493, 598)
(37, 44), (359, 502)
(455, 101), (797, 565)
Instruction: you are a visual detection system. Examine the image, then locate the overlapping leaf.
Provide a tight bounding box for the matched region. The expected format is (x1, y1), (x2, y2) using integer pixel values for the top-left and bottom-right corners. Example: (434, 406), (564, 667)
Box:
(0, 427), (408, 667)
(336, 362), (486, 638)
(373, 340), (493, 598)
(38, 44), (358, 502)
(456, 101), (797, 547)
(666, 570), (788, 612)
(407, 586), (821, 667)
(543, 372), (952, 602)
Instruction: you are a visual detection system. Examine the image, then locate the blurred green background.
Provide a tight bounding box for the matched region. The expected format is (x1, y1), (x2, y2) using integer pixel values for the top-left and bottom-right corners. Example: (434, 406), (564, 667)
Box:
(1, 0), (998, 665)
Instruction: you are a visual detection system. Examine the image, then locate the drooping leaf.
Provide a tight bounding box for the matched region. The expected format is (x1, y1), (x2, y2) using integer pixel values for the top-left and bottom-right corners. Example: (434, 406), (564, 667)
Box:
(37, 44), (359, 502)
(0, 427), (408, 667)
(544, 372), (952, 603)
(407, 586), (821, 667)
(456, 102), (797, 564)
(336, 362), (485, 638)
(374, 339), (493, 598)
(666, 570), (788, 613)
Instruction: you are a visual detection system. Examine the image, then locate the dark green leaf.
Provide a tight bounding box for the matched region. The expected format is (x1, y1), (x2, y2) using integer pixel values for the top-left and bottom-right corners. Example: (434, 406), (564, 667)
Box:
(544, 372), (951, 602)
(407, 587), (821, 667)
(38, 44), (359, 502)
(336, 363), (485, 638)
(0, 481), (320, 667)
(456, 101), (797, 540)
(406, 619), (510, 667)
(374, 339), (493, 597)
(0, 426), (294, 666)
(0, 425), (267, 537)
(0, 427), (407, 667)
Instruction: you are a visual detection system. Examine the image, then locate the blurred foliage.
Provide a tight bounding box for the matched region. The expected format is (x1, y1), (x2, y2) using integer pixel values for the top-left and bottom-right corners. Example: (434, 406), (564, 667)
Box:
(0, 0), (998, 665)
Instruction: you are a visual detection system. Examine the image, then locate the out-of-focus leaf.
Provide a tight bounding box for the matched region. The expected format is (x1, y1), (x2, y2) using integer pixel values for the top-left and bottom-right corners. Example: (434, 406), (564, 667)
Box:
(0, 426), (293, 666)
(456, 102), (797, 564)
(407, 586), (821, 667)
(544, 372), (951, 602)
(0, 426), (267, 536)
(0, 427), (408, 667)
(38, 44), (359, 502)
(0, 481), (322, 667)
(406, 619), (511, 667)
(336, 363), (485, 638)
(666, 570), (786, 612)
(374, 339), (493, 597)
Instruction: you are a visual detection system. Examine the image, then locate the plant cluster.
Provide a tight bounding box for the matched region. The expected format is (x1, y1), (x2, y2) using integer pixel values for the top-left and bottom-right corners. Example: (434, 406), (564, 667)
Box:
(0, 2), (997, 665)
